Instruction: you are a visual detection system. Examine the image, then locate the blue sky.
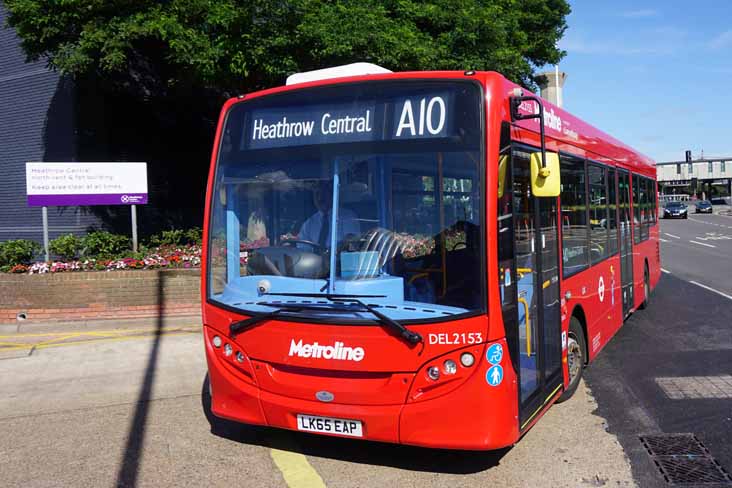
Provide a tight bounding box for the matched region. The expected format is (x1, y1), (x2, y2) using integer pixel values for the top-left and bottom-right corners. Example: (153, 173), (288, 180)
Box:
(542, 0), (732, 162)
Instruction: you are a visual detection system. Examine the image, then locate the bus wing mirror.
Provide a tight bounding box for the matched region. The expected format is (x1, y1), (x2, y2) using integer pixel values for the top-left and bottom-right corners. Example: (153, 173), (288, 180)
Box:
(498, 155), (508, 198)
(530, 152), (560, 197)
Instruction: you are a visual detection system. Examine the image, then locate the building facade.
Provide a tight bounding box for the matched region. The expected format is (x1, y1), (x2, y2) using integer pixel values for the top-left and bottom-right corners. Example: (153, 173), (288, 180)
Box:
(0, 5), (102, 242)
(657, 158), (732, 201)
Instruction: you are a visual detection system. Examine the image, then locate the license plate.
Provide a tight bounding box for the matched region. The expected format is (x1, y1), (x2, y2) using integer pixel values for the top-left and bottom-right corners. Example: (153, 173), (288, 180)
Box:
(296, 414), (363, 437)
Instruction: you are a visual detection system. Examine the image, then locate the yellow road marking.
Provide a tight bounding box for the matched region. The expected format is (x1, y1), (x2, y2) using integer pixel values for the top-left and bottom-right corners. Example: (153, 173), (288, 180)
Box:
(0, 327), (197, 339)
(0, 330), (197, 351)
(270, 447), (327, 488)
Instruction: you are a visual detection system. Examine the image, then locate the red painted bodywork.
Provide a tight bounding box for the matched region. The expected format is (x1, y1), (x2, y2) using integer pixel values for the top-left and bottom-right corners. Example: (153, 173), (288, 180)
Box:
(201, 70), (658, 450)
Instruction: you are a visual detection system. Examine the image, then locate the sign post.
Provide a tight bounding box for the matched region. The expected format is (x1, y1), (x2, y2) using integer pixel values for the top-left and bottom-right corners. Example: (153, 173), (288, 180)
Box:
(131, 204), (138, 253)
(42, 206), (50, 262)
(25, 162), (148, 258)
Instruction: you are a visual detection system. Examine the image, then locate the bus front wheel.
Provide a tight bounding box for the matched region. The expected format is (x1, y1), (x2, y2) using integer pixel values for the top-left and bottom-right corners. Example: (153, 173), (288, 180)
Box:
(557, 317), (586, 403)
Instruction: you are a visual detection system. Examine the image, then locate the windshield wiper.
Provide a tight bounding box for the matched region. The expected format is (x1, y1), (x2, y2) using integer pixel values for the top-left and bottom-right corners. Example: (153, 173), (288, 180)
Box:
(263, 293), (423, 345)
(230, 308), (295, 336)
(229, 301), (366, 337)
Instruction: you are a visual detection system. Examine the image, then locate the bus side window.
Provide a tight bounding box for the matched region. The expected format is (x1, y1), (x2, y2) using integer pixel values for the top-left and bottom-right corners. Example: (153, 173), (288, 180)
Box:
(588, 164), (609, 264)
(647, 177), (656, 226)
(607, 168), (618, 256)
(632, 174), (641, 244)
(560, 155), (589, 277)
(640, 177), (648, 241)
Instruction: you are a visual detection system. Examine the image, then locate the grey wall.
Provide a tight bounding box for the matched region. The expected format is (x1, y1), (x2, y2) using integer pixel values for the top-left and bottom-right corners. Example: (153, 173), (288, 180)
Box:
(0, 5), (102, 243)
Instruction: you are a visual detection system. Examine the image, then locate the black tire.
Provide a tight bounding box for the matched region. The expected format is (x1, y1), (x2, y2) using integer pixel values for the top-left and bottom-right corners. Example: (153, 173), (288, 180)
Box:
(557, 316), (586, 403)
(684, 214), (688, 219)
(639, 265), (650, 310)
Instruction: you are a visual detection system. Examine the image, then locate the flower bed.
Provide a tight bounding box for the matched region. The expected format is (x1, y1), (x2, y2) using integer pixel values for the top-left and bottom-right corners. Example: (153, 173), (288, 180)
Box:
(7, 244), (202, 274)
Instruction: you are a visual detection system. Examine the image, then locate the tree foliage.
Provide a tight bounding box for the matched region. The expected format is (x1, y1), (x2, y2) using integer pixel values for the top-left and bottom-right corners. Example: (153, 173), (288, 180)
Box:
(3, 0), (570, 95)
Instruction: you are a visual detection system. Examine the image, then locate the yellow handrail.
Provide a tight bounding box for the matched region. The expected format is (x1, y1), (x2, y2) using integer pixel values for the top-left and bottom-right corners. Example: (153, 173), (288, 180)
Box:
(518, 296), (531, 356)
(517, 267), (532, 278)
(407, 272), (430, 285)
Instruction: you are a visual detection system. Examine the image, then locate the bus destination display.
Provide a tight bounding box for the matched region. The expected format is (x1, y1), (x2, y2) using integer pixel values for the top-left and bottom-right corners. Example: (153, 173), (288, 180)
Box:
(246, 93), (453, 149)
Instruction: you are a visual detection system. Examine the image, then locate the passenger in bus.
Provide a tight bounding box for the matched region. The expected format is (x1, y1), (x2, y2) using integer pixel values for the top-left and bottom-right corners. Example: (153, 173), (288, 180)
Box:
(298, 180), (360, 248)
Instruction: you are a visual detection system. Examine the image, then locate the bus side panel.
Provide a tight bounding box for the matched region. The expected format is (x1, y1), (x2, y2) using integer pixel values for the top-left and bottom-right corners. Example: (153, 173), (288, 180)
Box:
(561, 255), (621, 363)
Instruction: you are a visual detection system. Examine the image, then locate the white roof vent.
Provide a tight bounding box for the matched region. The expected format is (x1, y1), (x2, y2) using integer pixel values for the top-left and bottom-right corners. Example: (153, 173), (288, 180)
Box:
(286, 63), (392, 86)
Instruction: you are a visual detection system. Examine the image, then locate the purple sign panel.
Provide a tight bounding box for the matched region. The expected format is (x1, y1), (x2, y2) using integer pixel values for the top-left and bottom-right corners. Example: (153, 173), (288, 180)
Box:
(27, 193), (148, 207)
(26, 162), (148, 207)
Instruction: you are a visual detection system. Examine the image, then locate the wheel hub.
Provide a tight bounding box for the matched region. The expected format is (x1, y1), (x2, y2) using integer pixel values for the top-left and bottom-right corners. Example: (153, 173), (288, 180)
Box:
(567, 337), (582, 382)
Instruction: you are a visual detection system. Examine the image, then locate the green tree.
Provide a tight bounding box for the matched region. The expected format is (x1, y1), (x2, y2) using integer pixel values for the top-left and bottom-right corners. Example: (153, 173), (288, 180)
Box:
(3, 0), (570, 95)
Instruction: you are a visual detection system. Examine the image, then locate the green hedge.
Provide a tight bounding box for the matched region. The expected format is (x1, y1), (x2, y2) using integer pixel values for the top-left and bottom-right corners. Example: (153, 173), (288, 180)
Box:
(49, 234), (82, 260)
(1, 227), (203, 269)
(0, 240), (40, 269)
(81, 231), (131, 259)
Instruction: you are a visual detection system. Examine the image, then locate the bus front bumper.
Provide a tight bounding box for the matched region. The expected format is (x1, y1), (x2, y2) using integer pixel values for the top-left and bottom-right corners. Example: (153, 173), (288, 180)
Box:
(205, 332), (518, 450)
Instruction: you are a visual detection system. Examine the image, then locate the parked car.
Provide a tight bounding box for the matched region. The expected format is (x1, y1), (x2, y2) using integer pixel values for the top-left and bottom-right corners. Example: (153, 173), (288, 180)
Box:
(695, 200), (713, 214)
(664, 201), (688, 219)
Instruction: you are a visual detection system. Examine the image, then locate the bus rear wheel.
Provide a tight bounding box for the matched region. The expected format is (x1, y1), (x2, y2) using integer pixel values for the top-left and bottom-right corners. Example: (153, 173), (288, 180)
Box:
(557, 317), (585, 403)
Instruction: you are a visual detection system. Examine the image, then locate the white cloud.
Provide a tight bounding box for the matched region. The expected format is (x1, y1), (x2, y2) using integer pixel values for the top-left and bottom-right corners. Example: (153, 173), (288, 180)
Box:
(709, 30), (732, 49)
(559, 37), (671, 55)
(621, 9), (658, 18)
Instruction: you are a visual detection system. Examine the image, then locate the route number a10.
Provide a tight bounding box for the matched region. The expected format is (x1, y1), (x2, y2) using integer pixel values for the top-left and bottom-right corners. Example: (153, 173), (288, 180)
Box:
(395, 96), (446, 137)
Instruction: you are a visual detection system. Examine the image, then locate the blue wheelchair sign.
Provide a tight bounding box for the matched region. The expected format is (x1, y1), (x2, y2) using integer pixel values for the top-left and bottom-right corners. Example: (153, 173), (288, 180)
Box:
(486, 343), (503, 365)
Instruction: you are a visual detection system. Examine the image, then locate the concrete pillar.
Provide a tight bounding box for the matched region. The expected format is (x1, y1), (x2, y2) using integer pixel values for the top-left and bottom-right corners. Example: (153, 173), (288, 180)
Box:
(537, 70), (568, 107)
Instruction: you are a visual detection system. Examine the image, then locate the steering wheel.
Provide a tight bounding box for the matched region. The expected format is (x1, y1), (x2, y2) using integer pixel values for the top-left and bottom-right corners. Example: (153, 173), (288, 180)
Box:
(280, 239), (323, 251)
(450, 241), (467, 251)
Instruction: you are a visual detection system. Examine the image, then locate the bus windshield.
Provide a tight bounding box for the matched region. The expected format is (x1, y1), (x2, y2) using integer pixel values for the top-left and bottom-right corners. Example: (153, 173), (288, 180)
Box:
(207, 80), (484, 322)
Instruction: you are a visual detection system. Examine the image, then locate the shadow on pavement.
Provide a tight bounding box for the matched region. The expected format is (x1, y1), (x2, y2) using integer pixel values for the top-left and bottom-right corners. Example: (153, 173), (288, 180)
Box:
(115, 272), (166, 487)
(200, 375), (509, 474)
(585, 272), (732, 488)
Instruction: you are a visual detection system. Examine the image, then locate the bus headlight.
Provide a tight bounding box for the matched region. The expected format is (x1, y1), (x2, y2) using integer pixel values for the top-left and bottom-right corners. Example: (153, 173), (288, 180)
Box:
(427, 366), (440, 381)
(408, 344), (483, 403)
(443, 359), (457, 375)
(460, 352), (475, 367)
(212, 336), (222, 348)
(224, 343), (233, 357)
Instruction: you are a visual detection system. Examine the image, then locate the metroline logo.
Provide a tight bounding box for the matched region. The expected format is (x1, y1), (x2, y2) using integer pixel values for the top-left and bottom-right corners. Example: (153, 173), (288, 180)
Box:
(288, 339), (365, 362)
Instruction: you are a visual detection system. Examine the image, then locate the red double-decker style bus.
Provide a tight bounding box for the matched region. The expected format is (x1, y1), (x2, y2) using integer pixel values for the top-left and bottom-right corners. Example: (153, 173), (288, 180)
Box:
(201, 64), (659, 450)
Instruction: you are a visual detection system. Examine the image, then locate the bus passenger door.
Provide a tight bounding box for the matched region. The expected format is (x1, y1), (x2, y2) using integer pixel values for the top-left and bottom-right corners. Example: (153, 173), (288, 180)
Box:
(618, 170), (634, 317)
(504, 147), (563, 428)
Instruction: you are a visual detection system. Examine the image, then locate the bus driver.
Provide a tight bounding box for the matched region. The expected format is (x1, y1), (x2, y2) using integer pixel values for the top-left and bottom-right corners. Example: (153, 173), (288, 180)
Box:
(298, 180), (360, 249)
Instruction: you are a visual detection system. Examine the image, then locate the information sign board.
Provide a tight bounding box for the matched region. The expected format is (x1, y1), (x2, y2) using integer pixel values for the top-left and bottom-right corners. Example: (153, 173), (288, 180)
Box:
(25, 162), (148, 206)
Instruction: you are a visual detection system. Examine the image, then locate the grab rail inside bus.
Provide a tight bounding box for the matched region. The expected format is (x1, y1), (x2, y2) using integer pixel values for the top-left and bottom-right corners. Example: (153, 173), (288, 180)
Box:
(517, 267), (532, 278)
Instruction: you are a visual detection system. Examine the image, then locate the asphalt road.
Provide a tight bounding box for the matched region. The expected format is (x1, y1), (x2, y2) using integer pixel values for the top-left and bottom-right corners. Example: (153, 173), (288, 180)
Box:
(585, 211), (732, 488)
(0, 325), (634, 488)
(658, 211), (732, 295)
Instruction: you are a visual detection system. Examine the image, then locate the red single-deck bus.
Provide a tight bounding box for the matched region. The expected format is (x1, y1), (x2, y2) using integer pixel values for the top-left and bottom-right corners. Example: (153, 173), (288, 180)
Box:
(201, 64), (659, 450)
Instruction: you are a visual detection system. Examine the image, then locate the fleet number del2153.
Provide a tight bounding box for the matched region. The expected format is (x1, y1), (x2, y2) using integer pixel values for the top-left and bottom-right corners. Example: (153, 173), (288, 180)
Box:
(428, 332), (483, 345)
